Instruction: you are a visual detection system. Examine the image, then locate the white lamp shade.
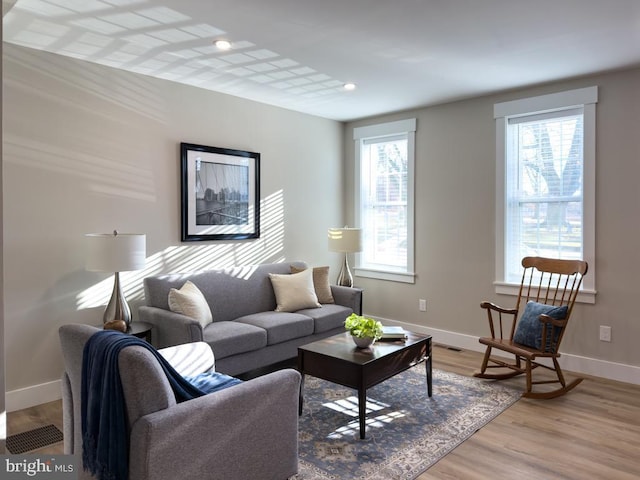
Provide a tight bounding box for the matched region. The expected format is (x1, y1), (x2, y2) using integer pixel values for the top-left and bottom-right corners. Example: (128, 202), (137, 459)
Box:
(85, 233), (146, 272)
(328, 227), (362, 253)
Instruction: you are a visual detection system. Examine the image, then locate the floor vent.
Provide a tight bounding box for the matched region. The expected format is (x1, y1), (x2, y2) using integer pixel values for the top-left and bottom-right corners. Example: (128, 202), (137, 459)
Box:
(6, 424), (63, 454)
(434, 344), (463, 352)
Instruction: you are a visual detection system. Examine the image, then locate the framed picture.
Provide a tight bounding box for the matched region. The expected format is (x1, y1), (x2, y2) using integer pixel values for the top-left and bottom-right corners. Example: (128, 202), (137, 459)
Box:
(181, 142), (260, 241)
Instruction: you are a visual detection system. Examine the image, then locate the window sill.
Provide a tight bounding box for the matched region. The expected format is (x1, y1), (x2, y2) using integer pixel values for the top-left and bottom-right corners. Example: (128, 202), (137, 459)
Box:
(494, 282), (596, 304)
(355, 268), (416, 284)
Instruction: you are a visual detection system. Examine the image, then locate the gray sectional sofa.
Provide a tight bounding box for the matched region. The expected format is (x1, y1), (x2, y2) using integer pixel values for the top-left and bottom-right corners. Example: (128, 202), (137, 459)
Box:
(139, 261), (362, 375)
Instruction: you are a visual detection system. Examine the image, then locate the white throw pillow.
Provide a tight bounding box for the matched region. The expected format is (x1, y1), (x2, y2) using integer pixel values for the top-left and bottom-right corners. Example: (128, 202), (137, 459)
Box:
(290, 265), (335, 304)
(168, 280), (213, 328)
(269, 268), (321, 312)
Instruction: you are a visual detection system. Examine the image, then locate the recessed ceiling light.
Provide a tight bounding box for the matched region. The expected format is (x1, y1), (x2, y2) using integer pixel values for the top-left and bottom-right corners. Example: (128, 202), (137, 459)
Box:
(343, 82), (357, 91)
(214, 39), (232, 50)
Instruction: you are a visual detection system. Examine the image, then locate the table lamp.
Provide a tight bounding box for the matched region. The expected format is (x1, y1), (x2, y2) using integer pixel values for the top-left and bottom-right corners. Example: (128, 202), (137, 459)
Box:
(85, 231), (146, 327)
(328, 227), (362, 287)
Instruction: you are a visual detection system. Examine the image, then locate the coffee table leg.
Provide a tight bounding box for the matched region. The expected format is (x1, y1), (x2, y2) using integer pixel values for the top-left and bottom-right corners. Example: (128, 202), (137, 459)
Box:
(358, 387), (366, 439)
(426, 354), (432, 397)
(299, 373), (305, 416)
(422, 338), (433, 397)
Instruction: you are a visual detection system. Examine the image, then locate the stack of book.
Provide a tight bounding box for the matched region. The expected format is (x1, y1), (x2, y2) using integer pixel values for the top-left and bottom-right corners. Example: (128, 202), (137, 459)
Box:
(380, 326), (407, 340)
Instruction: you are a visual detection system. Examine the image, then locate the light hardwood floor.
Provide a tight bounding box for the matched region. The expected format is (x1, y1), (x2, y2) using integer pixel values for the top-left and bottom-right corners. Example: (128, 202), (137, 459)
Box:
(7, 345), (640, 478)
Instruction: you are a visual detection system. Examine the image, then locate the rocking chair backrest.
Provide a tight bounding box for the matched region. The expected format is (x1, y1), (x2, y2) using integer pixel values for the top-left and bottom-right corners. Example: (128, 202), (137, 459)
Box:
(512, 256), (589, 343)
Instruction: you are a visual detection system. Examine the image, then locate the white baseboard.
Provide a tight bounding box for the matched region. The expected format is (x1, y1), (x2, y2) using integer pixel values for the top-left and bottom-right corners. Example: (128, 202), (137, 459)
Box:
(6, 320), (640, 412)
(6, 379), (62, 413)
(374, 316), (640, 386)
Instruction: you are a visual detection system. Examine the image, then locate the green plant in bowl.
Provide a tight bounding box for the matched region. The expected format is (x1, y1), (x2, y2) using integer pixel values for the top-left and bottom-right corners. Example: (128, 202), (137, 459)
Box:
(344, 313), (383, 340)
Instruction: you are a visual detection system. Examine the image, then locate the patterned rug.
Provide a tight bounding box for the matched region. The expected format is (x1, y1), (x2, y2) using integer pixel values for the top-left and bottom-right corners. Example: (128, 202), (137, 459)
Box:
(291, 367), (520, 480)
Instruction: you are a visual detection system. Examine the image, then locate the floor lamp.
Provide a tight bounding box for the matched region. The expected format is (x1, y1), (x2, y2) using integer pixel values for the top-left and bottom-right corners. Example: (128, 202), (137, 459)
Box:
(328, 227), (362, 287)
(86, 231), (146, 328)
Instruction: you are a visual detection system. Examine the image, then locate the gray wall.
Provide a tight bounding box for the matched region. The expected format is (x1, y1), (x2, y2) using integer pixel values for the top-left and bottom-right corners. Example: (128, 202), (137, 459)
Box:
(3, 44), (344, 409)
(345, 67), (640, 371)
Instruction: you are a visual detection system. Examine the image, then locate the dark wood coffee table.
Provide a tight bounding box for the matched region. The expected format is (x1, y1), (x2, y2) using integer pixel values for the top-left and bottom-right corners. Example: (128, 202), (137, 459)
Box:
(297, 331), (432, 439)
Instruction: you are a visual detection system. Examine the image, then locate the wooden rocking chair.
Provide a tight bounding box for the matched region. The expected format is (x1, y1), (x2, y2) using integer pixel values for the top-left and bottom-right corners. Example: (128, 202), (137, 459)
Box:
(474, 256), (588, 399)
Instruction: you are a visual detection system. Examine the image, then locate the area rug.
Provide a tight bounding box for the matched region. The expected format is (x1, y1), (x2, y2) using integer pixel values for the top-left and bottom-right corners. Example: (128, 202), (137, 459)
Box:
(291, 367), (520, 480)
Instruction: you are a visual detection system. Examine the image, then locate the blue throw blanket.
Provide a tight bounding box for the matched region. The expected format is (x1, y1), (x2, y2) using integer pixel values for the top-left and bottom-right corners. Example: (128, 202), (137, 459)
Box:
(81, 330), (242, 480)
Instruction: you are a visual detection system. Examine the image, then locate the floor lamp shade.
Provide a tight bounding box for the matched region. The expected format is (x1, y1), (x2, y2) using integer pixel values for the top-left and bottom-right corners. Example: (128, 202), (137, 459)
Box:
(85, 232), (146, 327)
(328, 227), (362, 287)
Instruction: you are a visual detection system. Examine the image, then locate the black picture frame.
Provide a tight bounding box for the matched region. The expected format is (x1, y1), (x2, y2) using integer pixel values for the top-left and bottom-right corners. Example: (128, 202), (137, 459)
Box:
(181, 142), (260, 242)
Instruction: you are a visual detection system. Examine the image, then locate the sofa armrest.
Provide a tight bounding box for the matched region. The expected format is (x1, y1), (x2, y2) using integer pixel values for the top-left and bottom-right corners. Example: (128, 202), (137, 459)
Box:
(138, 305), (204, 348)
(331, 285), (363, 315)
(129, 369), (301, 480)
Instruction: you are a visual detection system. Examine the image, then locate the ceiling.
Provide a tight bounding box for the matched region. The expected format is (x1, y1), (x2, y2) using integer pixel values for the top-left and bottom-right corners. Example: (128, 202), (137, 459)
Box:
(3, 0), (640, 121)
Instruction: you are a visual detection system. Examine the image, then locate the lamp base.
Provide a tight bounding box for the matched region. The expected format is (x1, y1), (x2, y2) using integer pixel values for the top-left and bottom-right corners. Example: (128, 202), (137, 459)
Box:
(103, 272), (132, 328)
(336, 254), (354, 288)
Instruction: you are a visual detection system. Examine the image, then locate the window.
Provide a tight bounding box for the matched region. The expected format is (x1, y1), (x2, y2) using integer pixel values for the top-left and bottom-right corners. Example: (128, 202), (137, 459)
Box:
(353, 119), (416, 283)
(494, 87), (597, 301)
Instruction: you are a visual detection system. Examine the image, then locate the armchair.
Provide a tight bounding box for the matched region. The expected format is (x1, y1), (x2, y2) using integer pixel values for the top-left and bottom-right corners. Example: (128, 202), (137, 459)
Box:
(59, 324), (300, 480)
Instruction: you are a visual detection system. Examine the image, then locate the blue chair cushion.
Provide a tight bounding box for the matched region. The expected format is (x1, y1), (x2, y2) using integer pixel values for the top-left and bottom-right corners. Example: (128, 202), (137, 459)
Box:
(513, 301), (568, 352)
(185, 371), (242, 394)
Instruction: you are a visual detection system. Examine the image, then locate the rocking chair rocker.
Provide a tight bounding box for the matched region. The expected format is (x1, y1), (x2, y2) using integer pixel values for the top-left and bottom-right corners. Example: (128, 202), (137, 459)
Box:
(474, 256), (588, 399)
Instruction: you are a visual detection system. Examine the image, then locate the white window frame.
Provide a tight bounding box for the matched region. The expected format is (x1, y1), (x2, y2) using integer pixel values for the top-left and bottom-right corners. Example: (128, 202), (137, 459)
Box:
(494, 87), (597, 303)
(353, 118), (416, 284)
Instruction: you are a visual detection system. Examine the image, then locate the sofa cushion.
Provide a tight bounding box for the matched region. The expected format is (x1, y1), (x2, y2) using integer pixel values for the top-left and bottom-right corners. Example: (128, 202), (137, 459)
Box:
(168, 281), (213, 328)
(291, 265), (335, 304)
(203, 321), (267, 360)
(158, 342), (215, 376)
(235, 312), (314, 345)
(269, 269), (321, 312)
(296, 304), (354, 334)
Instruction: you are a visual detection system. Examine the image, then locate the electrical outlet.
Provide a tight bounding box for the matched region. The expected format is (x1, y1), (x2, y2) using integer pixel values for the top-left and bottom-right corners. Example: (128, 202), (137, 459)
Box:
(599, 325), (611, 342)
(419, 299), (427, 312)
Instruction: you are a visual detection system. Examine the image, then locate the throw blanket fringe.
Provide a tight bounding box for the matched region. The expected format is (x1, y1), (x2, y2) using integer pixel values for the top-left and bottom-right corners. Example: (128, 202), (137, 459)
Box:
(81, 330), (242, 480)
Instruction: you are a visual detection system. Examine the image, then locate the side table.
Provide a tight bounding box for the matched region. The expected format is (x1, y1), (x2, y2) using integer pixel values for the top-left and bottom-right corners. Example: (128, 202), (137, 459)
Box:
(127, 321), (154, 344)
